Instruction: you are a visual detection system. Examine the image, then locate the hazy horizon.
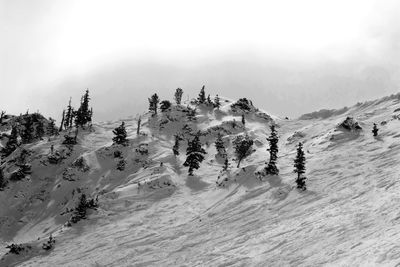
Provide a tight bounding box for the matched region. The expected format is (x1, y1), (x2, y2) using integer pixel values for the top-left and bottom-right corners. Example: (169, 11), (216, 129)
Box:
(1, 0), (400, 122)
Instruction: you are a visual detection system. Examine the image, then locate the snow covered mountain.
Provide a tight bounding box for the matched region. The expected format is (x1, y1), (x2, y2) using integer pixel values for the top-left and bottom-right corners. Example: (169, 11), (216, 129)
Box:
(1, 93), (400, 266)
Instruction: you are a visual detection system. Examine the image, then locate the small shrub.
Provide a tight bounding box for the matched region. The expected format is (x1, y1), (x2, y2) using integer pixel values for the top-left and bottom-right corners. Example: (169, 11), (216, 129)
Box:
(42, 234), (55, 250)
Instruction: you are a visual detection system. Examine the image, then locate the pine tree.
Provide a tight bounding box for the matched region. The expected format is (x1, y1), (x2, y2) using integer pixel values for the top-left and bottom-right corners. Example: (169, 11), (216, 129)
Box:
(233, 134), (254, 168)
(372, 123), (379, 137)
(64, 97), (74, 129)
(47, 118), (58, 136)
(0, 168), (7, 190)
(174, 88), (183, 105)
(183, 132), (206, 175)
(160, 100), (172, 112)
(148, 93), (160, 115)
(137, 116), (141, 136)
(197, 85), (206, 104)
(186, 106), (197, 121)
(294, 142), (306, 190)
(173, 134), (181, 156)
(214, 95), (221, 109)
(36, 120), (45, 140)
(112, 122), (128, 146)
(241, 114), (245, 126)
(265, 124), (279, 175)
(207, 94), (212, 105)
(215, 132), (226, 157)
(222, 158), (229, 171)
(21, 116), (34, 143)
(75, 90), (91, 127)
(2, 125), (19, 157)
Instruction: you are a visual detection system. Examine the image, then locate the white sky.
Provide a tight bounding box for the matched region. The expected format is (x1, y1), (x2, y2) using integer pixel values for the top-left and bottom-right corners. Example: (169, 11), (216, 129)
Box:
(1, 0), (400, 120)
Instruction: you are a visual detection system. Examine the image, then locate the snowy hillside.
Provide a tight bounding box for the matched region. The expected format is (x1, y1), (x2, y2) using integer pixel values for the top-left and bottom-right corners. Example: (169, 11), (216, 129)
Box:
(2, 93), (400, 266)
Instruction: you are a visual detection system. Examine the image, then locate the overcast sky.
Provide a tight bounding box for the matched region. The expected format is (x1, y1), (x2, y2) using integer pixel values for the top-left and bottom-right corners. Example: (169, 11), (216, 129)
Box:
(1, 0), (400, 121)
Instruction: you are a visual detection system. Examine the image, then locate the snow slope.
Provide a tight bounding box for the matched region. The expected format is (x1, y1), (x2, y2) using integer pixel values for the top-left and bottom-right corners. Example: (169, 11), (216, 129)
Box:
(2, 94), (400, 266)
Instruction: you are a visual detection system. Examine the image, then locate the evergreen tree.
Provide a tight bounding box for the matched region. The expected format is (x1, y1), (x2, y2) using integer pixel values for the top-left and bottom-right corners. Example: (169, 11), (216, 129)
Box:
(241, 114), (245, 126)
(214, 95), (221, 109)
(75, 90), (92, 127)
(186, 106), (197, 121)
(47, 118), (58, 136)
(174, 88), (183, 105)
(137, 116), (141, 136)
(112, 122), (128, 146)
(372, 123), (379, 137)
(64, 97), (74, 129)
(21, 116), (34, 143)
(0, 168), (7, 190)
(2, 125), (19, 157)
(207, 94), (212, 105)
(215, 132), (226, 157)
(75, 194), (88, 219)
(36, 120), (45, 140)
(265, 124), (279, 175)
(183, 132), (207, 175)
(160, 100), (172, 112)
(148, 93), (160, 115)
(173, 134), (181, 156)
(222, 158), (229, 171)
(233, 134), (253, 168)
(197, 85), (206, 104)
(294, 142), (306, 190)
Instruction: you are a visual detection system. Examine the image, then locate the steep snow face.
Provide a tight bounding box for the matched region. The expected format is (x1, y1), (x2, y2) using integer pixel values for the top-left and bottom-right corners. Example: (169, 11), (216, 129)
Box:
(2, 94), (400, 266)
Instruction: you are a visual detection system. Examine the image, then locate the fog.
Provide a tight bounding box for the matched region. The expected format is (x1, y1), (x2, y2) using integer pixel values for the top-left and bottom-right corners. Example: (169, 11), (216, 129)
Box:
(1, 0), (400, 121)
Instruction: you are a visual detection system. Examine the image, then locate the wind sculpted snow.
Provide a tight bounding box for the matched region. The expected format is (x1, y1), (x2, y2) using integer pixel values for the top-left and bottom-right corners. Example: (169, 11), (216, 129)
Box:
(2, 94), (400, 266)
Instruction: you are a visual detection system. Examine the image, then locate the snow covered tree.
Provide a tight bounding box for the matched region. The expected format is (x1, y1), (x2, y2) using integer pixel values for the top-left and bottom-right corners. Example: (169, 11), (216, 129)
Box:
(148, 93), (160, 115)
(0, 168), (7, 190)
(174, 88), (183, 105)
(183, 132), (206, 175)
(233, 134), (254, 168)
(160, 100), (172, 112)
(222, 157), (229, 171)
(2, 125), (19, 157)
(112, 122), (128, 146)
(186, 106), (197, 121)
(64, 97), (74, 129)
(137, 116), (141, 136)
(214, 95), (221, 109)
(36, 120), (45, 140)
(241, 114), (245, 126)
(215, 132), (226, 157)
(75, 90), (92, 128)
(294, 142), (306, 190)
(207, 94), (212, 106)
(21, 116), (34, 143)
(372, 123), (379, 137)
(197, 85), (206, 104)
(42, 234), (55, 251)
(173, 134), (181, 156)
(47, 117), (58, 136)
(265, 124), (279, 175)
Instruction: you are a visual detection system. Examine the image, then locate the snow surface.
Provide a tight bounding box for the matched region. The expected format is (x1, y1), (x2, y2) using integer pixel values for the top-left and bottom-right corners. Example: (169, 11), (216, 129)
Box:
(1, 94), (400, 266)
